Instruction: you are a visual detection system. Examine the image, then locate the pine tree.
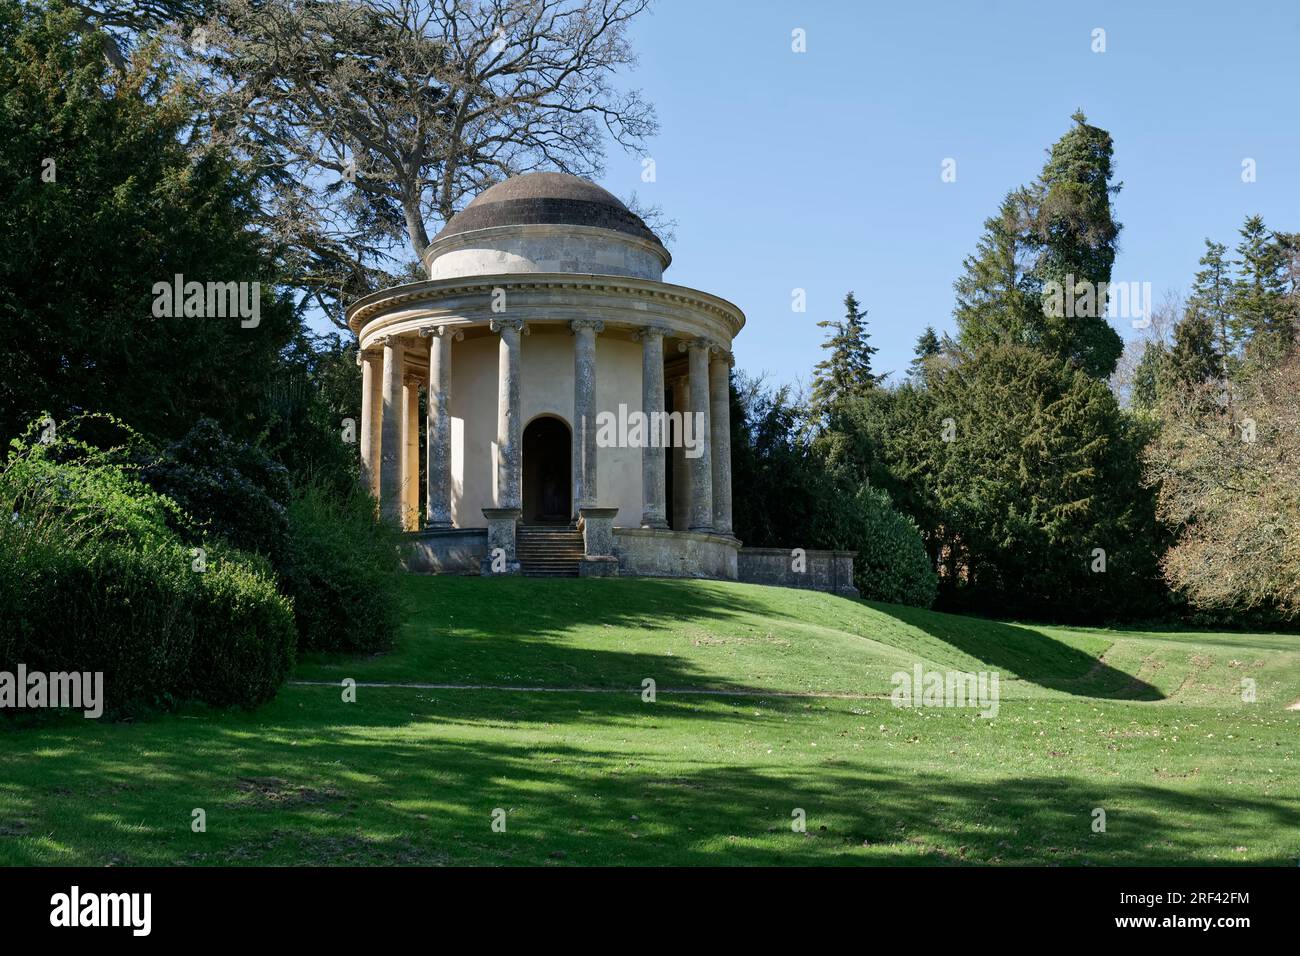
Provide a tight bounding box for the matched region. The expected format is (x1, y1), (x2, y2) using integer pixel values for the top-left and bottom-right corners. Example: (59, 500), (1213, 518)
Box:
(1029, 111), (1124, 378)
(953, 188), (1040, 351)
(1233, 215), (1294, 364)
(1189, 239), (1237, 364)
(1131, 340), (1167, 410)
(908, 326), (941, 383)
(1160, 305), (1222, 392)
(810, 292), (879, 419)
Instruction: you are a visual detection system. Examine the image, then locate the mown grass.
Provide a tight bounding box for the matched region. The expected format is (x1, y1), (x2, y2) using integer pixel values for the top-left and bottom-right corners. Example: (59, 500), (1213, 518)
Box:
(2, 577), (1297, 865)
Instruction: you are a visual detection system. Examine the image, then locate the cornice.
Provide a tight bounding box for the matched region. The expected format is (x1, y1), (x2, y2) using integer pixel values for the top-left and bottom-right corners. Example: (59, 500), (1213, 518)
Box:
(347, 274), (745, 339)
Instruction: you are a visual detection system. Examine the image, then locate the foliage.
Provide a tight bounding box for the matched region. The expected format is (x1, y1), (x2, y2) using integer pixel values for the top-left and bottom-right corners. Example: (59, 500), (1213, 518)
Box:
(261, 333), (364, 498)
(0, 417), (294, 714)
(191, 0), (658, 324)
(1031, 111), (1124, 378)
(281, 482), (403, 653)
(828, 347), (1166, 622)
(183, 549), (296, 708)
(850, 485), (938, 608)
(954, 113), (1124, 378)
(1144, 356), (1300, 621)
(730, 375), (934, 608)
(953, 188), (1041, 352)
(0, 534), (197, 714)
(0, 0), (296, 444)
(810, 291), (879, 422)
(1233, 215), (1296, 365)
(140, 417), (291, 561)
(908, 326), (941, 383)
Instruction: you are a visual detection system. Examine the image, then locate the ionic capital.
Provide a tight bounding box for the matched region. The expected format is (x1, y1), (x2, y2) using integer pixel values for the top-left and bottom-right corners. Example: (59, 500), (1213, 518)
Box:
(489, 318), (529, 335)
(569, 319), (605, 335)
(634, 325), (670, 342)
(419, 324), (464, 342)
(678, 337), (719, 355)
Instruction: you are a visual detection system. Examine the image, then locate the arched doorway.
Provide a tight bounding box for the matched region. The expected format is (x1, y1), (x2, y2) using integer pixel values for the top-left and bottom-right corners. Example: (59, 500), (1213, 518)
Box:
(522, 415), (572, 524)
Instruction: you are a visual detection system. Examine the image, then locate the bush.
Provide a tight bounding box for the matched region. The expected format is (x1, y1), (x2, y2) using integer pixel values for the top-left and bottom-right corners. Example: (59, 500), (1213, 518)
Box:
(280, 483), (403, 653)
(184, 550), (296, 708)
(0, 536), (196, 713)
(851, 485), (938, 608)
(140, 418), (291, 562)
(0, 419), (296, 716)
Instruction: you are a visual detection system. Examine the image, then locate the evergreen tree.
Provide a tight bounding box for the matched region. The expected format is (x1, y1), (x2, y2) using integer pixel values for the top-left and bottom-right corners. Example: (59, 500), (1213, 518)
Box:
(0, 0), (296, 443)
(810, 292), (879, 419)
(908, 326), (941, 383)
(953, 188), (1040, 351)
(1189, 239), (1237, 364)
(1233, 215), (1294, 364)
(1160, 305), (1222, 393)
(1029, 111), (1124, 378)
(1131, 340), (1167, 411)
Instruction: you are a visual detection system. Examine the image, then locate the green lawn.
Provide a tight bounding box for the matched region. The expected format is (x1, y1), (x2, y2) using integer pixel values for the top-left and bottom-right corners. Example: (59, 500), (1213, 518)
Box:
(2, 577), (1298, 865)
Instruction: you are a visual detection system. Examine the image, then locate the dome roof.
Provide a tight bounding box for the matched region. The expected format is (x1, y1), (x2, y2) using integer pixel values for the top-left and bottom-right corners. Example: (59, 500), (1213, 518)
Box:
(435, 172), (663, 248)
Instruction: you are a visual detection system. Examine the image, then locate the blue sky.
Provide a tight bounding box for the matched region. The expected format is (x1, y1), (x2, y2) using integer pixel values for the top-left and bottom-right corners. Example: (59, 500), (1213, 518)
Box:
(594, 0), (1300, 387)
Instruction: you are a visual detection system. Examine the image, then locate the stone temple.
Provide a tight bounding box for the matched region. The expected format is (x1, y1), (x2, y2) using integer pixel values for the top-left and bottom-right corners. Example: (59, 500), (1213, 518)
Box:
(347, 172), (854, 593)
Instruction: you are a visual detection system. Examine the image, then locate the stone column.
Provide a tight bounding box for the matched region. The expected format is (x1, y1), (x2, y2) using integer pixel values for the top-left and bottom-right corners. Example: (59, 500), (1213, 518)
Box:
(378, 335), (404, 526)
(570, 319), (603, 518)
(670, 375), (690, 531)
(636, 326), (669, 528)
(362, 351), (383, 499)
(420, 325), (461, 528)
(709, 349), (734, 535)
(358, 350), (376, 495)
(680, 338), (715, 532)
(402, 376), (420, 530)
(491, 318), (526, 509)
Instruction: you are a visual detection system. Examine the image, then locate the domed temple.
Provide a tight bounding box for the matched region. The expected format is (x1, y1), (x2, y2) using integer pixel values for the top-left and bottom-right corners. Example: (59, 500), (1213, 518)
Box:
(348, 172), (854, 591)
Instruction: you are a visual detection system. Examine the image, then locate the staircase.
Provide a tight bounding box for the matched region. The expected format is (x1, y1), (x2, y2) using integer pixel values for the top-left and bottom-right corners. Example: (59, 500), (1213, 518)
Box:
(516, 525), (585, 577)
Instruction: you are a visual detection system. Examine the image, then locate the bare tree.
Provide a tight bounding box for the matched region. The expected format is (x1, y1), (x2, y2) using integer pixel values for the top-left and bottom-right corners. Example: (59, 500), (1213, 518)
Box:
(1144, 356), (1300, 619)
(191, 0), (658, 328)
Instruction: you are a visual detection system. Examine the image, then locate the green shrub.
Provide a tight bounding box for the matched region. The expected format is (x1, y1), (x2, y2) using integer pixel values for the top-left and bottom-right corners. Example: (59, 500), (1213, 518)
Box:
(0, 535), (196, 713)
(852, 485), (939, 608)
(280, 483), (402, 653)
(140, 418), (291, 562)
(184, 550), (296, 708)
(1, 419), (296, 715)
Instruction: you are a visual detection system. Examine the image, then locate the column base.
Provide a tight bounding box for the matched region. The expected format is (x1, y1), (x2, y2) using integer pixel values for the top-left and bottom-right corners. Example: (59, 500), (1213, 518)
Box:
(640, 515), (669, 529)
(689, 525), (716, 534)
(481, 507), (522, 576)
(424, 519), (454, 531)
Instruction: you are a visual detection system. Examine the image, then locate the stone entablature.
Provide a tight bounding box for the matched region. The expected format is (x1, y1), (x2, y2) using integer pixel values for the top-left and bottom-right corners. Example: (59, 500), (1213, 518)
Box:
(348, 273), (743, 344)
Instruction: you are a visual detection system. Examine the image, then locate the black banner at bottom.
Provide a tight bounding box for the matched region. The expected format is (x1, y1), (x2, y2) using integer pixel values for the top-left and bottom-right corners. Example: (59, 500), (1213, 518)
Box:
(0, 865), (1287, 940)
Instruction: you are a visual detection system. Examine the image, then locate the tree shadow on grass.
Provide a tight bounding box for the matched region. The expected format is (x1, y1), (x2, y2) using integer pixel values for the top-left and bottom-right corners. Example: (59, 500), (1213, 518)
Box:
(2, 699), (1294, 865)
(868, 601), (1163, 701)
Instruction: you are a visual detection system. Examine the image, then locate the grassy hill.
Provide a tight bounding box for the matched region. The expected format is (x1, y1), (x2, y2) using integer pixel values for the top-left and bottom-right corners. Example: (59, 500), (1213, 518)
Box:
(2, 577), (1297, 865)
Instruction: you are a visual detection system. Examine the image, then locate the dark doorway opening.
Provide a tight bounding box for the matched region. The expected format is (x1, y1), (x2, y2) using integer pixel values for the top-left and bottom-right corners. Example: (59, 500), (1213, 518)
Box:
(522, 416), (572, 524)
